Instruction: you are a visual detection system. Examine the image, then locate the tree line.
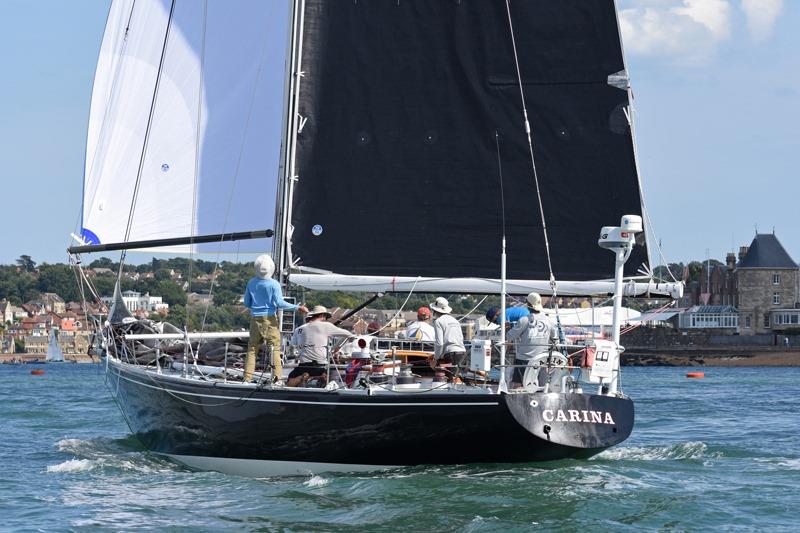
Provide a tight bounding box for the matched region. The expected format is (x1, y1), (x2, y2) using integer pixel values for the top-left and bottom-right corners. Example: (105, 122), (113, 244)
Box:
(1, 254), (716, 330)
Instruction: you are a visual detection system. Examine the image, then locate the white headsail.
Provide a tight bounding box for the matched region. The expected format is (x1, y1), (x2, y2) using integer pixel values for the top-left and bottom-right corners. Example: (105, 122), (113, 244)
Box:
(81, 0), (289, 252)
(46, 329), (65, 363)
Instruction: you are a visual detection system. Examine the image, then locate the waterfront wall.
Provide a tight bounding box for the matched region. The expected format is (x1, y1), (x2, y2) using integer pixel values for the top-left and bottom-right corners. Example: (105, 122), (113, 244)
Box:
(623, 328), (800, 348)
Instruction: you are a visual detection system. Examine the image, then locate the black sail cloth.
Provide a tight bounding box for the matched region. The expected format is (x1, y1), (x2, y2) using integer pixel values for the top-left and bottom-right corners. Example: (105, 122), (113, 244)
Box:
(291, 0), (648, 281)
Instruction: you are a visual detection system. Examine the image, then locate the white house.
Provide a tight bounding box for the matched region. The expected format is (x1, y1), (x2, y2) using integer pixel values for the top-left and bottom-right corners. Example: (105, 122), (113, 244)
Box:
(101, 291), (169, 314)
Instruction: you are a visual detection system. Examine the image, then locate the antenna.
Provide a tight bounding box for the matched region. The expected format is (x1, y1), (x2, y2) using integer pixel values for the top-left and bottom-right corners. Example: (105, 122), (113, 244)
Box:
(494, 130), (508, 393)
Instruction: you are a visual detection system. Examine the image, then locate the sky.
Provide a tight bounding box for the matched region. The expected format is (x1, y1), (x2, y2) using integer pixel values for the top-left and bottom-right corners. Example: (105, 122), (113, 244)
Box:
(0, 0), (797, 269)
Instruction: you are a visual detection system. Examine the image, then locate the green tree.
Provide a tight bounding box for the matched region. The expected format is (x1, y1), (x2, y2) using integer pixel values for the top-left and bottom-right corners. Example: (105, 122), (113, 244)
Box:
(212, 288), (240, 306)
(89, 257), (115, 269)
(16, 255), (36, 272)
(154, 280), (187, 306)
(37, 263), (80, 302)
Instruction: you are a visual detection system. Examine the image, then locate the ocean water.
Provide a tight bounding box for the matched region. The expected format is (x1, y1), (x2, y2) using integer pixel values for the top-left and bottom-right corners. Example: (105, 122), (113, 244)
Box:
(1, 364), (798, 532)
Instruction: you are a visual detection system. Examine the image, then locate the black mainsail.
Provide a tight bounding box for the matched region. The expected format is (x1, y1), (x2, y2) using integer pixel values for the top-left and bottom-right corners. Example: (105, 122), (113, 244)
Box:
(289, 0), (648, 281)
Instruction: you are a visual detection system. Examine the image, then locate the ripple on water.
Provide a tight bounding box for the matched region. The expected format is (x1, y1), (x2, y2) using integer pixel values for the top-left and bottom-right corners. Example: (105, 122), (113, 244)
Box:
(48, 437), (180, 475)
(595, 441), (720, 462)
(303, 474), (330, 488)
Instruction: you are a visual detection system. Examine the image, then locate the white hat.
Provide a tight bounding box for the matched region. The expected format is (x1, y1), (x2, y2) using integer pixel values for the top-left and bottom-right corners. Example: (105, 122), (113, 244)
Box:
(526, 292), (544, 312)
(254, 254), (275, 279)
(307, 305), (332, 319)
(429, 296), (452, 315)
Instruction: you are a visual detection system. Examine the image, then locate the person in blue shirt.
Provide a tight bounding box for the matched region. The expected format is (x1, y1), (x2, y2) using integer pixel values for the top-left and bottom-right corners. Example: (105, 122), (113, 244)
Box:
(485, 305), (530, 327)
(243, 254), (307, 383)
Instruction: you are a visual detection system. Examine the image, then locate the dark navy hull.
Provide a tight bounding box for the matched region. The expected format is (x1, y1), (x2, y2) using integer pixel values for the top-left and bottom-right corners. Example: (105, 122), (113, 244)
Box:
(107, 359), (634, 473)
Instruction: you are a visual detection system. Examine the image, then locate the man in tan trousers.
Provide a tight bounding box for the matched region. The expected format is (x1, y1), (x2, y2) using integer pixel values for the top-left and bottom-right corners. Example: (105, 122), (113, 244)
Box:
(243, 255), (307, 383)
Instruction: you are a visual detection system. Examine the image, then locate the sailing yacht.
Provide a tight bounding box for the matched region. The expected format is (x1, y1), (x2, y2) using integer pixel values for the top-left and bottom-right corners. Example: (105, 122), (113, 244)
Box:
(69, 0), (682, 476)
(46, 328), (65, 363)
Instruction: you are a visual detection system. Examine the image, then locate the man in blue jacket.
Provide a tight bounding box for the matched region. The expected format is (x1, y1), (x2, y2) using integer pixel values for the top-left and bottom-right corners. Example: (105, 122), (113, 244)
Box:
(485, 305), (530, 327)
(243, 254), (307, 383)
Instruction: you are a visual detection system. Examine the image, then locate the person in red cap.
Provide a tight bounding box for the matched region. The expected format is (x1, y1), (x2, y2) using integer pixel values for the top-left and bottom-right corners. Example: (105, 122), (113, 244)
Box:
(405, 306), (434, 340)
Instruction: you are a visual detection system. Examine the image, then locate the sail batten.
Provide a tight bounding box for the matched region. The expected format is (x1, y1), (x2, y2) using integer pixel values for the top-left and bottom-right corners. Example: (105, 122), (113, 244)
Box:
(288, 1), (648, 282)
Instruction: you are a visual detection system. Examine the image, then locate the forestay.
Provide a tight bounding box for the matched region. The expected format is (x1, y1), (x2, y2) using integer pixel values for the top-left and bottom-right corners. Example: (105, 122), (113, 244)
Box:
(287, 0), (649, 283)
(81, 0), (289, 252)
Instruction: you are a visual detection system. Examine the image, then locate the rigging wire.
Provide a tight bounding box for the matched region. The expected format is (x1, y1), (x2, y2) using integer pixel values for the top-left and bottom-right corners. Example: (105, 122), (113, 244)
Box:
(362, 277), (422, 337)
(457, 295), (488, 323)
(503, 0), (555, 289)
(494, 130), (506, 241)
(196, 3), (275, 341)
(118, 0), (177, 281)
(78, 0), (138, 249)
(503, 0), (567, 346)
(189, 0), (209, 336)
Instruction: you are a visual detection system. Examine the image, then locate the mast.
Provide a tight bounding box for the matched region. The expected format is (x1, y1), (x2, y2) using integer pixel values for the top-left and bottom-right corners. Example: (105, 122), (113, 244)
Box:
(273, 0), (298, 280)
(275, 0), (306, 287)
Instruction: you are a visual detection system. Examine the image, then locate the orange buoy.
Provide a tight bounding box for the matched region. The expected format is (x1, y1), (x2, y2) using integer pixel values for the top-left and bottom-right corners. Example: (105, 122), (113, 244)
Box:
(31, 369), (46, 376)
(686, 372), (705, 379)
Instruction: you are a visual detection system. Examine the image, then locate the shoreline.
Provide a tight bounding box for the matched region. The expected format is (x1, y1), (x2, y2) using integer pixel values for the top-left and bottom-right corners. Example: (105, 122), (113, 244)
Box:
(0, 354), (100, 364)
(623, 349), (800, 367)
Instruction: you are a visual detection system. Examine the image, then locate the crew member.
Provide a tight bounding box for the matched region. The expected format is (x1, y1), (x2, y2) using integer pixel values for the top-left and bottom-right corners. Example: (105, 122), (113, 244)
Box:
(406, 306), (435, 340)
(485, 305), (530, 327)
(507, 292), (556, 388)
(429, 297), (466, 374)
(287, 305), (353, 387)
(243, 255), (307, 384)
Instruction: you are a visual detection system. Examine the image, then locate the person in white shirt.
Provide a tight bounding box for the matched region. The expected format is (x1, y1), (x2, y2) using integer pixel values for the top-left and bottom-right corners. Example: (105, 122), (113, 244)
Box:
(287, 305), (353, 387)
(507, 292), (556, 387)
(405, 306), (435, 341)
(429, 297), (466, 374)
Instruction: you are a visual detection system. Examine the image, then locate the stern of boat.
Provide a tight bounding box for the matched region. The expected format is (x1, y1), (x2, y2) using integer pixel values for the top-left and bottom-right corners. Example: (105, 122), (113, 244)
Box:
(502, 391), (634, 450)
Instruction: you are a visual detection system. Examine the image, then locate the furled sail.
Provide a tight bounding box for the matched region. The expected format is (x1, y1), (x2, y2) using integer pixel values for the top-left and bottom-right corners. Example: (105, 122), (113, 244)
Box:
(81, 0), (289, 252)
(288, 0), (649, 282)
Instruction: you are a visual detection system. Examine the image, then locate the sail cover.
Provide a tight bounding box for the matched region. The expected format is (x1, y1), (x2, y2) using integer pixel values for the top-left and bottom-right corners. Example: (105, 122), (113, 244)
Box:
(290, 0), (649, 281)
(81, 0), (289, 252)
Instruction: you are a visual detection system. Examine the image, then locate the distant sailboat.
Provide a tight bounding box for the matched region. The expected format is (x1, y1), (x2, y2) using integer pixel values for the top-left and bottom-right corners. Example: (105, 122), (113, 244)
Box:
(46, 329), (65, 363)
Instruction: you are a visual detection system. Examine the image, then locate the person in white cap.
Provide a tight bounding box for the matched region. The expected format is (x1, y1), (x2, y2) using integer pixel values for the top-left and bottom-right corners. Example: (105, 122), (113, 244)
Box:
(286, 305), (353, 387)
(507, 292), (556, 387)
(429, 296), (466, 373)
(243, 255), (308, 383)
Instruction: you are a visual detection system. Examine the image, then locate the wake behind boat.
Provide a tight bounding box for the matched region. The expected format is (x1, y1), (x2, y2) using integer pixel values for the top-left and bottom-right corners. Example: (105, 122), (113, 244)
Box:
(70, 0), (681, 476)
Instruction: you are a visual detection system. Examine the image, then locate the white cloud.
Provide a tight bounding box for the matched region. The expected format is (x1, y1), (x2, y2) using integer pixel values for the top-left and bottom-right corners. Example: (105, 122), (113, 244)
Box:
(620, 1), (731, 64)
(741, 0), (784, 41)
(674, 0), (732, 40)
(619, 0), (783, 63)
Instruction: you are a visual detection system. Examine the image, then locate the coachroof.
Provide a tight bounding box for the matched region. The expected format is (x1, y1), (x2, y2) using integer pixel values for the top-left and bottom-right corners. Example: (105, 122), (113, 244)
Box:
(738, 234), (798, 269)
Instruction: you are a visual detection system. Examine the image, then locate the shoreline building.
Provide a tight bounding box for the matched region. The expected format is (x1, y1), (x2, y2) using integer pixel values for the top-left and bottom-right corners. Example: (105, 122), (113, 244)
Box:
(100, 290), (169, 315)
(735, 234), (799, 335)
